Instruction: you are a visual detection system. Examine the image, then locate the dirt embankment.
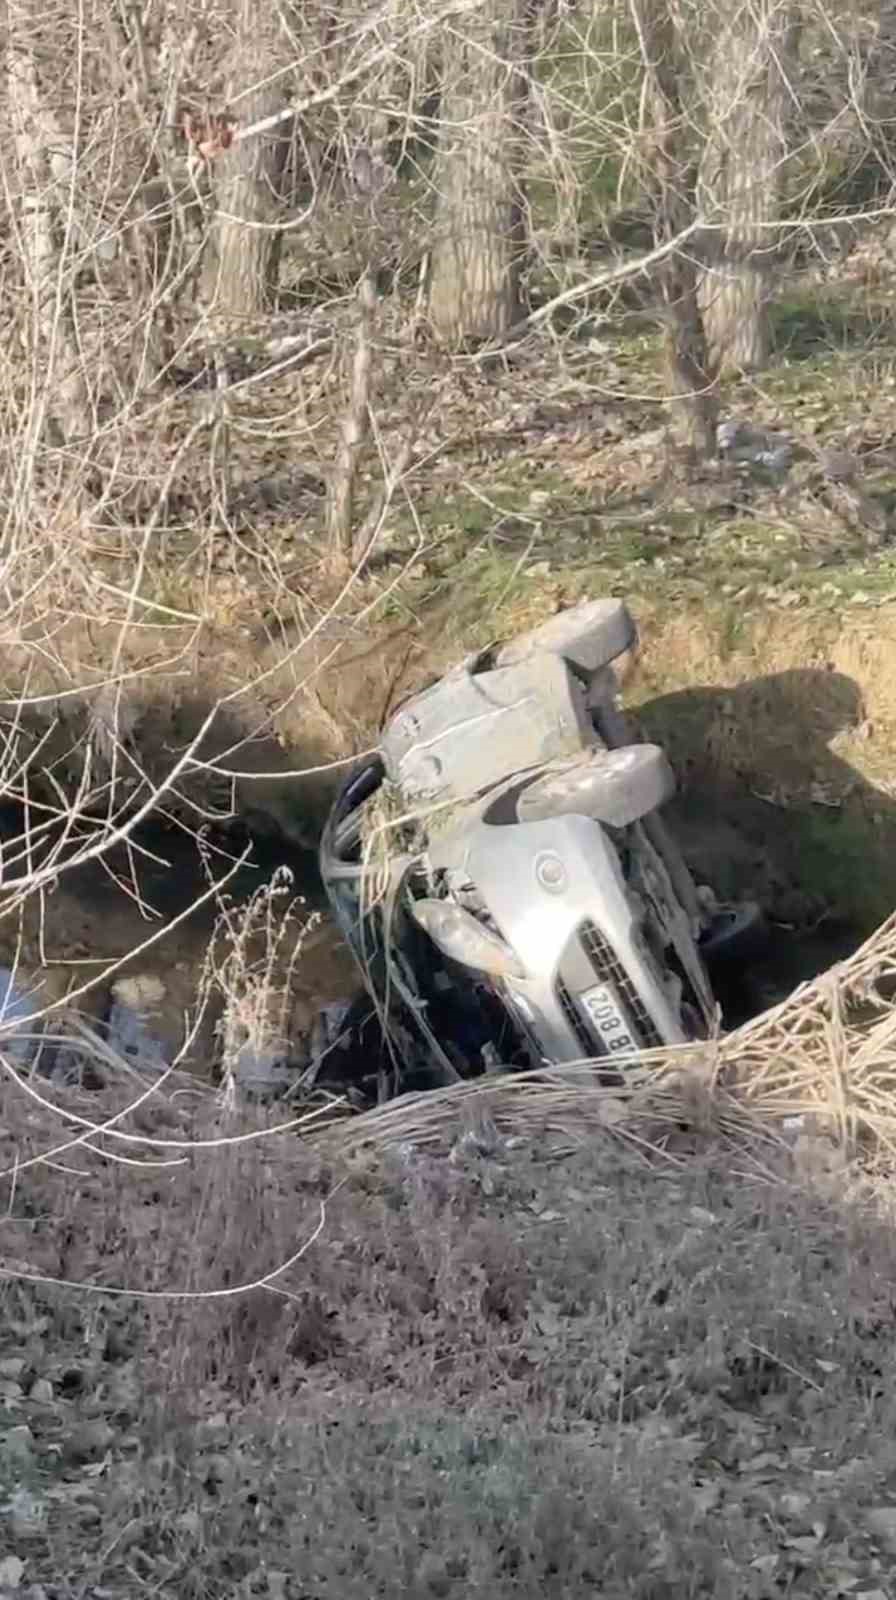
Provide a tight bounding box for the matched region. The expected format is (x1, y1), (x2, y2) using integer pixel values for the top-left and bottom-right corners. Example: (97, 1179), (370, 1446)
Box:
(628, 603), (896, 937)
(2, 591), (895, 1069)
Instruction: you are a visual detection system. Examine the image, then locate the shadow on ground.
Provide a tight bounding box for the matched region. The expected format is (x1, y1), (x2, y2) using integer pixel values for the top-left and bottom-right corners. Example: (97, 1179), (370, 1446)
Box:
(635, 666), (895, 1018)
(0, 666), (381, 1074)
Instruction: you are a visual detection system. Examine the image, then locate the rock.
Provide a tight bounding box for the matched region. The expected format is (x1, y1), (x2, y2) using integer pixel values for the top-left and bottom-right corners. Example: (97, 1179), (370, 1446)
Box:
(27, 1379), (53, 1405)
(0, 1555), (24, 1591)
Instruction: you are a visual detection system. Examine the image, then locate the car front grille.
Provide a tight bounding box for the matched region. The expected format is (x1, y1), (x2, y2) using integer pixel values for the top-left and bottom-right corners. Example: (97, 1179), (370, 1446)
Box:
(578, 919), (663, 1049)
(555, 977), (595, 1056)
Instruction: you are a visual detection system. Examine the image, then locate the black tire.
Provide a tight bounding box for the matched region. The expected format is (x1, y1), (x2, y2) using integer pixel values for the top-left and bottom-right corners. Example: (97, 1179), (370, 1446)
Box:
(515, 744), (675, 829)
(495, 598), (637, 678)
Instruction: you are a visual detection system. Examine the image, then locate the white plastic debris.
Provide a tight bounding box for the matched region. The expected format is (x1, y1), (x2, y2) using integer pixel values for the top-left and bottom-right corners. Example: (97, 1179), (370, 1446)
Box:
(0, 1554), (24, 1590)
(755, 443), (793, 472)
(106, 975), (169, 1073)
(716, 419), (793, 474)
(0, 968), (41, 1066)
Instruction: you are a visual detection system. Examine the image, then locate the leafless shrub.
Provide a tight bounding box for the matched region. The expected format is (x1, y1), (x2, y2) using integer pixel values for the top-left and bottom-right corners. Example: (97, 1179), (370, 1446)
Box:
(198, 863), (321, 1099)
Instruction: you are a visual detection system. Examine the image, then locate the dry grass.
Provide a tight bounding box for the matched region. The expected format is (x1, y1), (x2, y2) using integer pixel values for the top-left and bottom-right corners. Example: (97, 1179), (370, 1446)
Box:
(3, 920), (896, 1596)
(7, 985), (896, 1596)
(197, 866), (324, 1099)
(307, 908), (896, 1176)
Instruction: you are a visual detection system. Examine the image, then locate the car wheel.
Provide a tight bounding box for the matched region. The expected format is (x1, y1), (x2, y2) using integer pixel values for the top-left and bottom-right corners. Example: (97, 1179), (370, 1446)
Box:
(494, 598), (636, 679)
(515, 744), (676, 829)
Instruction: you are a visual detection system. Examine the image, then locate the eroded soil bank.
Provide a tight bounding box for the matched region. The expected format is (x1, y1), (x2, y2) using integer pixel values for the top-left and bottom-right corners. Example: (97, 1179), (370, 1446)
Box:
(3, 596), (895, 1070)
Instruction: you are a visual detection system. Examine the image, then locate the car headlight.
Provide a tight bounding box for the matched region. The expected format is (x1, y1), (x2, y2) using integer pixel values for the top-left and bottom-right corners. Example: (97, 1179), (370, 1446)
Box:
(409, 898), (526, 980)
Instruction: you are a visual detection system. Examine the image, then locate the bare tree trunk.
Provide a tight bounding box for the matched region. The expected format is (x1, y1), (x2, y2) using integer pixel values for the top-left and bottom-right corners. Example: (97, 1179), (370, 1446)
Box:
(203, 0), (294, 325)
(7, 0), (90, 447)
(629, 0), (718, 459)
(697, 0), (794, 375)
(327, 271), (377, 567)
(863, 1), (896, 191)
(428, 0), (535, 347)
(115, 5), (203, 385)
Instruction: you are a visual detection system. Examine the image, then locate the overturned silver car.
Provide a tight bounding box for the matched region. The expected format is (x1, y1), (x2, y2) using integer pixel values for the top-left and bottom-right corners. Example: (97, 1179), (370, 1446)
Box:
(319, 598), (761, 1096)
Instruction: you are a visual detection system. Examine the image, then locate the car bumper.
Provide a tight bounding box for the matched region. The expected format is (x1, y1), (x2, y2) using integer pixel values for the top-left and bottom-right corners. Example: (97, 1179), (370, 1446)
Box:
(433, 811), (688, 1061)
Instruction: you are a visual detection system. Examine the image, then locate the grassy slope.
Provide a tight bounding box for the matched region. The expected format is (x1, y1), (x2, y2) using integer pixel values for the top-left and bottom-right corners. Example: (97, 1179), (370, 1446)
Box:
(5, 1112), (896, 1599)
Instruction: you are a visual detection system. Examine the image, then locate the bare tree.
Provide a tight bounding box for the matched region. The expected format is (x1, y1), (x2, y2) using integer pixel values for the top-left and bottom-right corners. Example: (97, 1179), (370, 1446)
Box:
(7, 0), (90, 448)
(202, 0), (296, 324)
(696, 0), (795, 374)
(859, 0), (896, 190)
(428, 0), (536, 346)
(630, 0), (718, 457)
(112, 5), (204, 387)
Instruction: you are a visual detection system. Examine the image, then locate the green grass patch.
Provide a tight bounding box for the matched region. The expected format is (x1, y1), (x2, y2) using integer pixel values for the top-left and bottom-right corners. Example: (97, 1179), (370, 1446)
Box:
(771, 291), (894, 364)
(786, 805), (896, 933)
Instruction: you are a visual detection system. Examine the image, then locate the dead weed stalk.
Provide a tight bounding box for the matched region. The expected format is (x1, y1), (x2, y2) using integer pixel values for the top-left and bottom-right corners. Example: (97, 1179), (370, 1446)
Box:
(199, 864), (321, 1103)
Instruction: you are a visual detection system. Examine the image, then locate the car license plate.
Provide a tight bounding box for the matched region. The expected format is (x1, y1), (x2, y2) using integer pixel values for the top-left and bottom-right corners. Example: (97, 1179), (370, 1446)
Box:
(579, 983), (637, 1056)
